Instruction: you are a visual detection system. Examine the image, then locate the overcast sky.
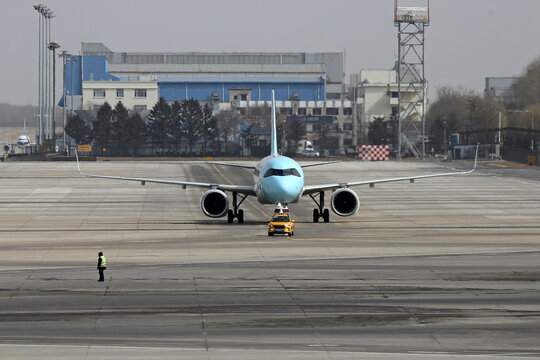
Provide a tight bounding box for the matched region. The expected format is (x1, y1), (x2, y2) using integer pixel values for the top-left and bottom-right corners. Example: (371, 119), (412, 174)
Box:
(1, 0), (539, 106)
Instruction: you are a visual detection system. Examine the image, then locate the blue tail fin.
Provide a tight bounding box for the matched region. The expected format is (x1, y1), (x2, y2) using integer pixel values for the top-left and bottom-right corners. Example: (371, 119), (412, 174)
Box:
(270, 90), (278, 157)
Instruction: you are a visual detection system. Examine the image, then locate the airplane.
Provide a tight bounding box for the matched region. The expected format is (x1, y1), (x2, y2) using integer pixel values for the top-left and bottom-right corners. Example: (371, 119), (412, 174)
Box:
(16, 119), (31, 146)
(3, 119), (31, 154)
(76, 90), (477, 224)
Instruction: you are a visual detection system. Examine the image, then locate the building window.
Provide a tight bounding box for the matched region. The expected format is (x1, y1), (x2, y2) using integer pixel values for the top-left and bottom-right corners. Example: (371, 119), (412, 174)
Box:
(392, 106), (399, 116)
(313, 124), (320, 131)
(343, 123), (353, 131)
(241, 94), (247, 101)
(93, 89), (106, 98)
(134, 89), (147, 98)
(343, 108), (352, 115)
(326, 108), (338, 116)
(297, 108), (306, 115)
(391, 91), (399, 98)
(344, 138), (353, 145)
(280, 108), (292, 115)
(133, 105), (147, 112)
(312, 108), (322, 115)
(116, 89), (124, 98)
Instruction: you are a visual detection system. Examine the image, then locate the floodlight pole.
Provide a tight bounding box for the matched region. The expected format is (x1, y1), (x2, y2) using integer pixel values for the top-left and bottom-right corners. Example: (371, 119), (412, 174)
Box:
(48, 41), (60, 152)
(59, 51), (69, 152)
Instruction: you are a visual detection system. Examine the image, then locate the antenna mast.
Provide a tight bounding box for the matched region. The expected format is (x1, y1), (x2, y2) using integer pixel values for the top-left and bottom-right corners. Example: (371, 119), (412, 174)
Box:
(395, 0), (429, 160)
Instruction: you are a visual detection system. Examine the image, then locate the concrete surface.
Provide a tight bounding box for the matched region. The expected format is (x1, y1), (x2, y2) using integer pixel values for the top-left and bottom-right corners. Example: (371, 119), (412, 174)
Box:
(0, 159), (539, 359)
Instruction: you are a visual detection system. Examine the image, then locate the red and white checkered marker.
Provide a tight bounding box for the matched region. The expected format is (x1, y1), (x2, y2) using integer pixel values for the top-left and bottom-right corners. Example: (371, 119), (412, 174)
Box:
(358, 145), (390, 161)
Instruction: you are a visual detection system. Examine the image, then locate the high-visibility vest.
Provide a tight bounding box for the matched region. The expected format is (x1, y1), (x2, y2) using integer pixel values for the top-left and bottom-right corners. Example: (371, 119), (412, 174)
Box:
(99, 255), (107, 268)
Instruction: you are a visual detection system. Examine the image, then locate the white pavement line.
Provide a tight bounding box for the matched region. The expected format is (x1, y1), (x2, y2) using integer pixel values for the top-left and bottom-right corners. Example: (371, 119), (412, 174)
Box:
(0, 344), (536, 359)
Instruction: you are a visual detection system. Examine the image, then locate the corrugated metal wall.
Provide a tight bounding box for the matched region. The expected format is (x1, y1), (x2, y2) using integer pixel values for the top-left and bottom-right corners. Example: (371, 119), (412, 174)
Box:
(158, 80), (324, 102)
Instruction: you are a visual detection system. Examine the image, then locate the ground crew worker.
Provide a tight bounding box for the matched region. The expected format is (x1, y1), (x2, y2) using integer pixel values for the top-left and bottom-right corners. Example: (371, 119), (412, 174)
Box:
(97, 252), (107, 282)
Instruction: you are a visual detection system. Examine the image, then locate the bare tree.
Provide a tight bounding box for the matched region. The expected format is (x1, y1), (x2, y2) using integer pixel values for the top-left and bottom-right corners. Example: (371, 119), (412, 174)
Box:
(215, 109), (239, 155)
(241, 106), (271, 156)
(513, 56), (540, 108)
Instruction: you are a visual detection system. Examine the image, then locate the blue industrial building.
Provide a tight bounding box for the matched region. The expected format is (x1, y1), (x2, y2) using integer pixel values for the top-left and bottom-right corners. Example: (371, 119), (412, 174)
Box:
(158, 77), (325, 102)
(61, 46), (335, 107)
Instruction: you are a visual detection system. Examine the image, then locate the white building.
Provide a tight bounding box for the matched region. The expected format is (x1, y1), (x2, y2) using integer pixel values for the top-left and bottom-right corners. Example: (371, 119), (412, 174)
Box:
(82, 81), (158, 112)
(350, 69), (426, 144)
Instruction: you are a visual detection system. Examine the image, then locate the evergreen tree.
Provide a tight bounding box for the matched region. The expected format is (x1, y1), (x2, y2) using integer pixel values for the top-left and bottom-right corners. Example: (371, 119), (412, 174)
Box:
(202, 104), (217, 156)
(126, 112), (147, 156)
(113, 101), (130, 155)
(65, 114), (92, 144)
(93, 102), (114, 154)
(169, 100), (184, 154)
(147, 97), (171, 155)
(180, 99), (203, 155)
(368, 116), (390, 145)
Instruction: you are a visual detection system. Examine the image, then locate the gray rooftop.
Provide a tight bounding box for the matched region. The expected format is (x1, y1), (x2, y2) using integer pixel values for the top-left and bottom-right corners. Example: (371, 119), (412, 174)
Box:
(81, 42), (343, 83)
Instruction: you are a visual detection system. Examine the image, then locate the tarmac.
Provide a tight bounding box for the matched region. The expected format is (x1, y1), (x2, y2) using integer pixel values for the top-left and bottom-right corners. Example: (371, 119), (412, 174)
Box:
(0, 158), (539, 359)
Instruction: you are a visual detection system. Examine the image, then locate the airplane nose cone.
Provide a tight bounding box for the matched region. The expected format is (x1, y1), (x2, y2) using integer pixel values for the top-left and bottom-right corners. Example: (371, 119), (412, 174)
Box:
(262, 176), (302, 203)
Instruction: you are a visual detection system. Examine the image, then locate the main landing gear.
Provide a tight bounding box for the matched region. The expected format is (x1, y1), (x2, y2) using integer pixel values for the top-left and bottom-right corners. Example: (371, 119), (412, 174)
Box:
(227, 192), (247, 223)
(309, 191), (330, 223)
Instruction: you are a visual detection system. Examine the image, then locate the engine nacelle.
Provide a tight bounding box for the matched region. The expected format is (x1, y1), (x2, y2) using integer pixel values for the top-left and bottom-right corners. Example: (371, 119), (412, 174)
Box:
(330, 188), (359, 217)
(200, 189), (229, 218)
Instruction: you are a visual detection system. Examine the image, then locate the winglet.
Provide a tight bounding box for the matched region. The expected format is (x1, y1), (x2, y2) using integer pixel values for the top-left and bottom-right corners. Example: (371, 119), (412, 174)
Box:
(465, 143), (479, 174)
(75, 148), (82, 174)
(270, 90), (278, 157)
(472, 143), (479, 171)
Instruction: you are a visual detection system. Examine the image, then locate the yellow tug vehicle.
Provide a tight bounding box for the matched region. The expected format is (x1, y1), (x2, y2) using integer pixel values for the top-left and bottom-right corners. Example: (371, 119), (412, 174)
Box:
(268, 203), (295, 237)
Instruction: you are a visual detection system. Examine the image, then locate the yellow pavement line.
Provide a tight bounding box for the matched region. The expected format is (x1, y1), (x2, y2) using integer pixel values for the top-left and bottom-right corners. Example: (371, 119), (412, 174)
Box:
(211, 164), (268, 217)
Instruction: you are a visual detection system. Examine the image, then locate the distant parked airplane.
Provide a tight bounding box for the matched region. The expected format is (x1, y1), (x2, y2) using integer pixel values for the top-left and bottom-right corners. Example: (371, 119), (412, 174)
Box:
(3, 119), (31, 153)
(16, 119), (30, 146)
(76, 90), (477, 223)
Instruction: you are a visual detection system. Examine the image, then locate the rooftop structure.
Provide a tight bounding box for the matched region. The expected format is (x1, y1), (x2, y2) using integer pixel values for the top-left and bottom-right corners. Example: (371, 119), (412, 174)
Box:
(484, 77), (518, 106)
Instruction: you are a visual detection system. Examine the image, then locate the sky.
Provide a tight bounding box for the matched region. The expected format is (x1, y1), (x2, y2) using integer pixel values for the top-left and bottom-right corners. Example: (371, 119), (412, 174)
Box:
(1, 0), (540, 106)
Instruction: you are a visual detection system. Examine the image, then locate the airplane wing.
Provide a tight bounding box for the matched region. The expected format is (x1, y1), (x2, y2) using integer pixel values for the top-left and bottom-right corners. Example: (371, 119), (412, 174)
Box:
(75, 152), (256, 196)
(303, 146), (478, 196)
(209, 160), (340, 169)
(300, 161), (340, 168)
(208, 162), (256, 170)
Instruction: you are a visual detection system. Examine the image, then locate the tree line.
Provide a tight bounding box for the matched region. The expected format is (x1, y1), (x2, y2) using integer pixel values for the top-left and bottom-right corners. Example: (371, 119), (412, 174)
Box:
(65, 97), (308, 157)
(426, 56), (540, 152)
(65, 98), (219, 156)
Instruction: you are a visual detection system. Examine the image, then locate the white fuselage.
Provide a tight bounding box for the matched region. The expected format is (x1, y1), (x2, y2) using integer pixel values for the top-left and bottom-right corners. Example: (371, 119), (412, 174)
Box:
(17, 135), (30, 146)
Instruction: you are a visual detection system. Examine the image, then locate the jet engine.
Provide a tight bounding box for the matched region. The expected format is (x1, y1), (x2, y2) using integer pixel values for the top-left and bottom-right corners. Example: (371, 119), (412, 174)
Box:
(330, 188), (359, 217)
(200, 189), (229, 218)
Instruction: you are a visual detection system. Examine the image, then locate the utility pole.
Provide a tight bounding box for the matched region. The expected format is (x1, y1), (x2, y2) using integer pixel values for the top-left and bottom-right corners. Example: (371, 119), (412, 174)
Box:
(33, 4), (55, 147)
(48, 41), (60, 152)
(59, 51), (69, 153)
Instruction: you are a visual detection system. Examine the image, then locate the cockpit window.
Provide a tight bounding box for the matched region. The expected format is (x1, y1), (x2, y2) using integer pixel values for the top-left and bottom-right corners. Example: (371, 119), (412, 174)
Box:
(264, 168), (301, 177)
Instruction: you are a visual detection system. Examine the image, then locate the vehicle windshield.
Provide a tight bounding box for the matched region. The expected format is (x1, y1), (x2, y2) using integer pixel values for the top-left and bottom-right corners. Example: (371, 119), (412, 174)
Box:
(272, 215), (290, 222)
(264, 168), (301, 178)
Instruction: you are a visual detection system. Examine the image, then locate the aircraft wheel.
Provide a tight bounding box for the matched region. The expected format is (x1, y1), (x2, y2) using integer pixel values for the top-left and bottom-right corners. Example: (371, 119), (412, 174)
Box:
(313, 209), (319, 223)
(237, 209), (244, 223)
(323, 209), (330, 223)
(227, 209), (234, 223)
